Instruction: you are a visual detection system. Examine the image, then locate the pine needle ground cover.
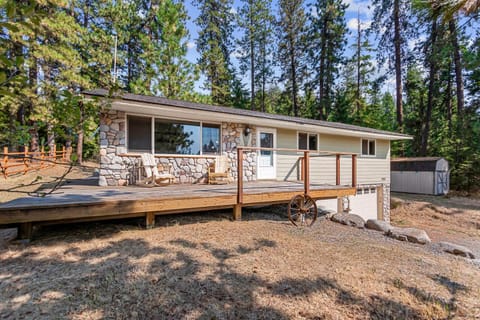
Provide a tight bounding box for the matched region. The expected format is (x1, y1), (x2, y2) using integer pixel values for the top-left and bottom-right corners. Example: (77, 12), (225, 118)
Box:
(1, 201), (479, 319)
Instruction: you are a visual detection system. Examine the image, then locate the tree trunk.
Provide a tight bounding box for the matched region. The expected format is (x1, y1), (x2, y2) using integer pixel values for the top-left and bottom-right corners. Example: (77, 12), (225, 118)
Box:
(318, 18), (328, 120)
(289, 35), (298, 117)
(420, 18), (438, 156)
(76, 101), (85, 164)
(249, 0), (255, 111)
(356, 15), (361, 113)
(448, 19), (464, 116)
(393, 0), (403, 131)
(445, 62), (453, 131)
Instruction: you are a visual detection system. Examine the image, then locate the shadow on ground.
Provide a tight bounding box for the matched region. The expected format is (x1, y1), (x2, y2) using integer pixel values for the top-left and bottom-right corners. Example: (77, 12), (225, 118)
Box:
(0, 227), (465, 319)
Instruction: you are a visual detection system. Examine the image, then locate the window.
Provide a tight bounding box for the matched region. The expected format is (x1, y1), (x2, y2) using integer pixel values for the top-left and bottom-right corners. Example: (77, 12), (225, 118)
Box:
(126, 115), (220, 155)
(127, 115), (152, 153)
(298, 132), (318, 151)
(202, 123), (221, 154)
(361, 139), (375, 156)
(155, 119), (200, 154)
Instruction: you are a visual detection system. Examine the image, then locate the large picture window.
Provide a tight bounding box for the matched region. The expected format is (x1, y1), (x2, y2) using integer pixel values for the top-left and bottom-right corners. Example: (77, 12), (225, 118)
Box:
(298, 132), (318, 151)
(155, 119), (200, 154)
(127, 115), (220, 155)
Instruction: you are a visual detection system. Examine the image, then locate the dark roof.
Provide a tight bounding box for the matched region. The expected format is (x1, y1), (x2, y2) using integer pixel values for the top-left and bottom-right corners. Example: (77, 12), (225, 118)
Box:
(391, 157), (447, 172)
(391, 157), (443, 162)
(84, 89), (411, 139)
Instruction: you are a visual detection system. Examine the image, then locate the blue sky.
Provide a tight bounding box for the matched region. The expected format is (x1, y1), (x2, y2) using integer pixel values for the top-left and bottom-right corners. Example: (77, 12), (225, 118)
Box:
(182, 0), (375, 93)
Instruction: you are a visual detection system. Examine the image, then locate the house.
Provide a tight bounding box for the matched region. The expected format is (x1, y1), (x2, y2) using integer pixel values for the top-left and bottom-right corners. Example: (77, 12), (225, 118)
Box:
(85, 89), (411, 222)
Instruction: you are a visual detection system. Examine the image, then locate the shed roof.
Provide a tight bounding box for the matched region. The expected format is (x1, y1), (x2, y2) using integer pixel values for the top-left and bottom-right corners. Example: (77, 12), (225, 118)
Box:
(391, 157), (448, 172)
(84, 89), (412, 140)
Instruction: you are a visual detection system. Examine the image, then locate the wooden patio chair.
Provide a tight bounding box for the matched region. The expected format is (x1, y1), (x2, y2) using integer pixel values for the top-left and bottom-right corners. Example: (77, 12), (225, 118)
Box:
(138, 153), (175, 187)
(208, 155), (232, 185)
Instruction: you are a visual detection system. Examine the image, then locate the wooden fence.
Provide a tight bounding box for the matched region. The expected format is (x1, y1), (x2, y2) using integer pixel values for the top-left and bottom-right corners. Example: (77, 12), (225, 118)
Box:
(1, 145), (70, 178)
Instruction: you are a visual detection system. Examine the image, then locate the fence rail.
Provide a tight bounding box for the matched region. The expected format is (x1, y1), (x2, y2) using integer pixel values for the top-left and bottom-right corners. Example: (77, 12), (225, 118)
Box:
(1, 145), (70, 178)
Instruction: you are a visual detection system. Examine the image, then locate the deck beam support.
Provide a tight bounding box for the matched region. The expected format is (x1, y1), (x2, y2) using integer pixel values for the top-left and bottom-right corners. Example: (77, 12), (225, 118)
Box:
(145, 212), (155, 229)
(18, 222), (33, 241)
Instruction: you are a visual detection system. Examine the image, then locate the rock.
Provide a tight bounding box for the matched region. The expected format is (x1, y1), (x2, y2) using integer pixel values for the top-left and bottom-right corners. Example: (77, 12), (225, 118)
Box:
(331, 213), (365, 228)
(365, 219), (392, 233)
(386, 227), (431, 244)
(437, 242), (475, 259)
(98, 176), (107, 187)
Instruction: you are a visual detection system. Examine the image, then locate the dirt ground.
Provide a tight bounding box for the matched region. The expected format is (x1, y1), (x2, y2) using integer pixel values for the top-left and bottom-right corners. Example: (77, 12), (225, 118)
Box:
(391, 192), (480, 257)
(0, 162), (97, 203)
(1, 169), (480, 319)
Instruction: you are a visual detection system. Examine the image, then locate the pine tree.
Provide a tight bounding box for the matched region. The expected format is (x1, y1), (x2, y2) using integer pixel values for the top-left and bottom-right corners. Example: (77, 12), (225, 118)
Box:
(308, 0), (348, 120)
(151, 0), (197, 100)
(194, 0), (235, 106)
(237, 0), (275, 111)
(370, 0), (414, 132)
(277, 0), (307, 117)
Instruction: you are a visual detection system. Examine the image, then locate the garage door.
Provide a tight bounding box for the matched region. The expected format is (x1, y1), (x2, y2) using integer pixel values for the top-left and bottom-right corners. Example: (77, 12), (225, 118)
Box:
(349, 187), (378, 221)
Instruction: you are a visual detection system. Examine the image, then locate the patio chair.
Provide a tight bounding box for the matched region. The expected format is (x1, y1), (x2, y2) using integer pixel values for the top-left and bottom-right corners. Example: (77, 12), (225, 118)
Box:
(208, 155), (232, 184)
(138, 153), (175, 187)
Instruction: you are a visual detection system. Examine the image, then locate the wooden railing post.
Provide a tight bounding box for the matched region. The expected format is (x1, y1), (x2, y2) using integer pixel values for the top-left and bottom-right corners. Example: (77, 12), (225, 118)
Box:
(53, 144), (57, 164)
(40, 146), (45, 169)
(23, 146), (29, 175)
(304, 151), (310, 195)
(237, 147), (243, 204)
(3, 146), (8, 178)
(352, 154), (357, 187)
(62, 145), (65, 161)
(336, 154), (341, 185)
(233, 147), (244, 221)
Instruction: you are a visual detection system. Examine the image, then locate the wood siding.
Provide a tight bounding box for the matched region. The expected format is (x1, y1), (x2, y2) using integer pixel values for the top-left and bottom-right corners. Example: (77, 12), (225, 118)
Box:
(276, 130), (390, 184)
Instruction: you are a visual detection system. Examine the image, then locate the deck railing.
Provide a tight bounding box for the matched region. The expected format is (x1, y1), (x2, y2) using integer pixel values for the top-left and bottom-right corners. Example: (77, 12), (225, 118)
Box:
(1, 145), (70, 178)
(236, 147), (358, 207)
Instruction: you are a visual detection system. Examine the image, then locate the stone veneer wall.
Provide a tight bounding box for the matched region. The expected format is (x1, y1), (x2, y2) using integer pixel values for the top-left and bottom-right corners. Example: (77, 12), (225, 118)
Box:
(222, 122), (257, 182)
(99, 110), (258, 186)
(382, 183), (391, 223)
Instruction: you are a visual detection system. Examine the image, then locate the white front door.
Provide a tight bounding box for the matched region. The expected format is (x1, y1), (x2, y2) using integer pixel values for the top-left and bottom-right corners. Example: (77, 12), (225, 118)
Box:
(257, 128), (276, 180)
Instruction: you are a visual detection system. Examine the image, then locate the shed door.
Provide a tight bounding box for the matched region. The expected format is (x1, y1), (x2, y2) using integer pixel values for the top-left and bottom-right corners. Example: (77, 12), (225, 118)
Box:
(257, 128), (276, 180)
(436, 171), (449, 195)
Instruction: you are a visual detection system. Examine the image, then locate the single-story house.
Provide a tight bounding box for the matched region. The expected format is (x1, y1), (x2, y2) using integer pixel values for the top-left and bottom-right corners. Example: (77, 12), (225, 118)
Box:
(85, 89), (411, 222)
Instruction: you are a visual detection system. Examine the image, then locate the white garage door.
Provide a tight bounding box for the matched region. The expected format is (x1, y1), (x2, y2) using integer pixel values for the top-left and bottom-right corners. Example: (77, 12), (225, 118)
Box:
(349, 187), (378, 221)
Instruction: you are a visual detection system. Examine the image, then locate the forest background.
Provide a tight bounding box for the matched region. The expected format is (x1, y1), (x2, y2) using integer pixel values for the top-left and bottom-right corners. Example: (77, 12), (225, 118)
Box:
(0, 0), (479, 191)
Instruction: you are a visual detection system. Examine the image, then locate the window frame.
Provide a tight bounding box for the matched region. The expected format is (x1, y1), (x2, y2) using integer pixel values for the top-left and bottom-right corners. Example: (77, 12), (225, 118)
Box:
(125, 113), (222, 156)
(297, 131), (319, 152)
(360, 138), (376, 157)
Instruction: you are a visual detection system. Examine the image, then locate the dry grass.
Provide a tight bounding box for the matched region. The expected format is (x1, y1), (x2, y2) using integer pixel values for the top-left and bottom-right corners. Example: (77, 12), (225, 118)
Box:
(391, 193), (480, 257)
(1, 168), (480, 319)
(1, 208), (479, 319)
(0, 161), (97, 203)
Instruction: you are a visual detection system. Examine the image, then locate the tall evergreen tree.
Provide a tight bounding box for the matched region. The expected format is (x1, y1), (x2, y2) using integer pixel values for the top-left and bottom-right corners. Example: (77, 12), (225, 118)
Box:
(308, 0), (348, 120)
(370, 0), (413, 132)
(277, 0), (307, 117)
(195, 0), (235, 106)
(237, 0), (275, 111)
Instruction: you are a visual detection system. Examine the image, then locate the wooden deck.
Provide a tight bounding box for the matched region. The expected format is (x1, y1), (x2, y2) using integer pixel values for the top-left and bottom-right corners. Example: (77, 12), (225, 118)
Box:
(0, 179), (356, 239)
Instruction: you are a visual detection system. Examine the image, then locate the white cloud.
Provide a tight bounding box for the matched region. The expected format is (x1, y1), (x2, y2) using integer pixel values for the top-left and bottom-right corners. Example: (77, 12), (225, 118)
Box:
(346, 18), (372, 31)
(342, 0), (373, 18)
(186, 41), (196, 50)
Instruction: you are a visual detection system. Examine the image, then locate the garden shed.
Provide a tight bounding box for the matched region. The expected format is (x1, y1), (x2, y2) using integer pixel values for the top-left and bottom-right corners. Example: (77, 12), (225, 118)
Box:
(391, 157), (449, 195)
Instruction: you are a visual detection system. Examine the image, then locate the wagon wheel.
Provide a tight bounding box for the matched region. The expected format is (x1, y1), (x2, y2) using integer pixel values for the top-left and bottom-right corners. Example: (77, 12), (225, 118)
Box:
(287, 194), (318, 227)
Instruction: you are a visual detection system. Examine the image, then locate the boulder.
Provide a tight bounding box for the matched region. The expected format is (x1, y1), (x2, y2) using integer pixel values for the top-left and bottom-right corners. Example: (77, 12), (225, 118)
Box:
(365, 219), (393, 233)
(437, 242), (475, 259)
(331, 213), (365, 229)
(386, 227), (431, 245)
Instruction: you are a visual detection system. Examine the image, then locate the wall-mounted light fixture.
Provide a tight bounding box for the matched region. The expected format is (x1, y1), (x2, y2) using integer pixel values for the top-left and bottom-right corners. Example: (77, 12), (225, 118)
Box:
(244, 125), (251, 137)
